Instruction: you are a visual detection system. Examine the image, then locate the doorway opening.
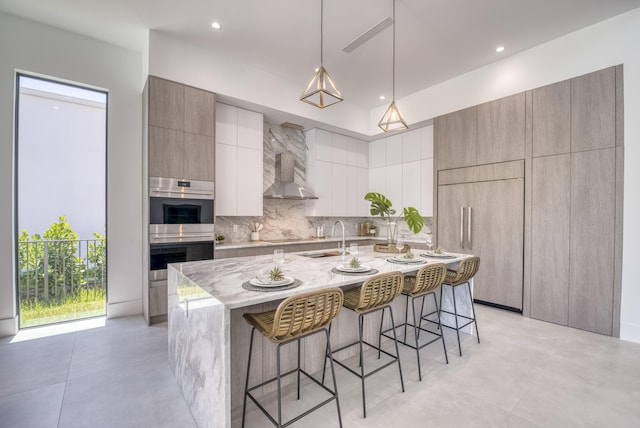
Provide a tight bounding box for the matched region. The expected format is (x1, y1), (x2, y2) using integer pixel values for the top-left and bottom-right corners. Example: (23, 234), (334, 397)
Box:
(15, 73), (107, 328)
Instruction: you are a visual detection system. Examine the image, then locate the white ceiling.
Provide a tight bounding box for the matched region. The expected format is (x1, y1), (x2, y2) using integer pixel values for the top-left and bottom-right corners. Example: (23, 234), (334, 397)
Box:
(1, 0), (639, 110)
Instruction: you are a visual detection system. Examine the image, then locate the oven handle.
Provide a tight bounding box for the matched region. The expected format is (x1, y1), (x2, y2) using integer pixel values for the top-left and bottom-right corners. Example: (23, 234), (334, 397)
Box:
(150, 188), (214, 196)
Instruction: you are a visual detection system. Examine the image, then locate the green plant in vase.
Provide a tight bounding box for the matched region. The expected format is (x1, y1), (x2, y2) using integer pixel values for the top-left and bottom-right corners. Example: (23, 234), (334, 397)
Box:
(364, 192), (424, 244)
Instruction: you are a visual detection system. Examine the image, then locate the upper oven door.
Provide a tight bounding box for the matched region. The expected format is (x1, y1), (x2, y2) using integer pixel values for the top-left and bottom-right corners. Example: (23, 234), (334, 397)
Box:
(150, 197), (214, 225)
(150, 177), (214, 200)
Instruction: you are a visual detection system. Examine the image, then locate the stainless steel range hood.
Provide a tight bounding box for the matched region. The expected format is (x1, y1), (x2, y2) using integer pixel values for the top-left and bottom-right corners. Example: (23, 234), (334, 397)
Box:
(263, 152), (318, 200)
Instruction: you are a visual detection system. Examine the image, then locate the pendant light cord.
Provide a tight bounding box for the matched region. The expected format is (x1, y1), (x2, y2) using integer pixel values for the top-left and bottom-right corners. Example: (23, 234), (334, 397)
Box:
(320, 0), (324, 66)
(392, 0), (396, 101)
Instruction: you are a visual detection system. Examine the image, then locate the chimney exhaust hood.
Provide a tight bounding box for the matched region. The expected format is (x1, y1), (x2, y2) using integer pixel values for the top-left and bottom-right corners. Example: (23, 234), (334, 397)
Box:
(263, 152), (318, 200)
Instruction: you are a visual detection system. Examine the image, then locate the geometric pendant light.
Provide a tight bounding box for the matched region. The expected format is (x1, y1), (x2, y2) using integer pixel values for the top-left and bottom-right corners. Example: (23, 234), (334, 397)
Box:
(378, 0), (408, 132)
(300, 0), (343, 108)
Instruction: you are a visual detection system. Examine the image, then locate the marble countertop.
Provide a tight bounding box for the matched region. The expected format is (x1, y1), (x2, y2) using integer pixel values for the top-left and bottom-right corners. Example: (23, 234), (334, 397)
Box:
(214, 235), (371, 250)
(170, 245), (471, 310)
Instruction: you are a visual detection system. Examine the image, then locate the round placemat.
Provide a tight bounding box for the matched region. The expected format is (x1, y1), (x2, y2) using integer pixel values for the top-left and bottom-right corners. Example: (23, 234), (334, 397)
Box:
(331, 267), (379, 276)
(242, 278), (303, 292)
(386, 258), (427, 265)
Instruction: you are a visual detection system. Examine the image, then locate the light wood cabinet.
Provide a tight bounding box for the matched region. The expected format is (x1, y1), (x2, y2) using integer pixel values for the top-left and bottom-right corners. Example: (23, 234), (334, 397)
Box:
(568, 148), (616, 335)
(571, 67), (616, 152)
(532, 80), (570, 157)
(146, 76), (215, 181)
(530, 154), (571, 325)
(437, 167), (524, 311)
(434, 106), (477, 170)
(476, 93), (526, 165)
(214, 103), (263, 216)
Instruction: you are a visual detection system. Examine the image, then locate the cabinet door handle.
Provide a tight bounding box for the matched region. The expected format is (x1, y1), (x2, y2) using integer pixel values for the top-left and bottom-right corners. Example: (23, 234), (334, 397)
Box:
(467, 206), (472, 249)
(460, 206), (465, 249)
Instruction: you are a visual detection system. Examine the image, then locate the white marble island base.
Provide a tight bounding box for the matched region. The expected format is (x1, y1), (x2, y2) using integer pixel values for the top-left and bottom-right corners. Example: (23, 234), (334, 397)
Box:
(168, 247), (474, 428)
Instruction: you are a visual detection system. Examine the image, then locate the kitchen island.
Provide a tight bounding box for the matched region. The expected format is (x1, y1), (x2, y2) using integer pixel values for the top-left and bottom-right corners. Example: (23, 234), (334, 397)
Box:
(168, 246), (473, 428)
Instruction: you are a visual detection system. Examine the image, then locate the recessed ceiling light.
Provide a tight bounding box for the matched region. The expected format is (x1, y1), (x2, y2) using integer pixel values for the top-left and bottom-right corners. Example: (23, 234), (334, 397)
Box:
(496, 46), (505, 53)
(211, 21), (222, 30)
(379, 95), (386, 100)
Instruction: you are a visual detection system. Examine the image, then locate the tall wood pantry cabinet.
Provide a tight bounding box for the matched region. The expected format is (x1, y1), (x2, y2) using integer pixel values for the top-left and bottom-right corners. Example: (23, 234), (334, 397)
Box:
(434, 65), (624, 336)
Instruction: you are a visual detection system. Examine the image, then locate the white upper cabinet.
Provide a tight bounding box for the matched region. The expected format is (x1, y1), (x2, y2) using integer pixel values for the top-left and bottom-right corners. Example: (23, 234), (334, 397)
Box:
(237, 108), (263, 150)
(306, 128), (369, 217)
(215, 102), (263, 216)
(369, 139), (386, 168)
(402, 129), (421, 162)
(367, 125), (435, 217)
(215, 103), (237, 145)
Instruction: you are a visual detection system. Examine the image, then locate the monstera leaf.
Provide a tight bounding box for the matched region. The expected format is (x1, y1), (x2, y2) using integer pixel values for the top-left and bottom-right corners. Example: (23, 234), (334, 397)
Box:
(364, 192), (396, 217)
(403, 207), (424, 235)
(364, 192), (424, 235)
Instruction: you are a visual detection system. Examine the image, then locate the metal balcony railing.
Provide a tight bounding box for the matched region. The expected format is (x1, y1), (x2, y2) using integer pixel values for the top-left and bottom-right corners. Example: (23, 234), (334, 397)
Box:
(18, 238), (106, 303)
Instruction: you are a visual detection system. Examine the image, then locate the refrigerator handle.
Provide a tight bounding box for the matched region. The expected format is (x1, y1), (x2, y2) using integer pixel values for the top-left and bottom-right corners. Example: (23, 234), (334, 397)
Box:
(468, 206), (472, 249)
(460, 206), (465, 249)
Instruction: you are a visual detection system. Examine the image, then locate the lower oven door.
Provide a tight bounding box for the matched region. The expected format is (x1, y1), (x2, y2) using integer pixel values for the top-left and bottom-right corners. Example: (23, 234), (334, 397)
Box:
(150, 240), (215, 273)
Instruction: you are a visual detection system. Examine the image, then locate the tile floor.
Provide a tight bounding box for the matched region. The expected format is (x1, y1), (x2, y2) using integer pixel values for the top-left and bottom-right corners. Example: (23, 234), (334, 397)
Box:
(1, 305), (639, 427)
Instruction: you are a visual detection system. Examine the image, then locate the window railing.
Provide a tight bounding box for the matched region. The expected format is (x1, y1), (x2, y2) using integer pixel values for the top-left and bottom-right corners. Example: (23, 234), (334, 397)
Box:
(18, 238), (106, 303)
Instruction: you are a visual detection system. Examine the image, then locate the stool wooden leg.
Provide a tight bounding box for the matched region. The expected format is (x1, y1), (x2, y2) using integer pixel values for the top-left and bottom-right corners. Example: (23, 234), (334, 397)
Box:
(388, 306), (405, 393)
(242, 328), (256, 428)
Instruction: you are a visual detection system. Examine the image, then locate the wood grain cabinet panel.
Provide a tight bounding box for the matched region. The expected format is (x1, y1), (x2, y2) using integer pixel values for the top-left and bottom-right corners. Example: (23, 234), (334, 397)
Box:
(569, 148), (616, 335)
(184, 86), (215, 136)
(532, 81), (570, 157)
(530, 154), (570, 325)
(477, 93), (526, 165)
(184, 133), (214, 181)
(148, 77), (184, 130)
(434, 106), (477, 170)
(571, 67), (616, 152)
(148, 126), (184, 178)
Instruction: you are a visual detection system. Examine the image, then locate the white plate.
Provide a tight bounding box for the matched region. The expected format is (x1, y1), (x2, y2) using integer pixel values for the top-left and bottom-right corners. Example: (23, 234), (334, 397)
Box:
(422, 251), (455, 258)
(336, 264), (371, 273)
(249, 276), (295, 288)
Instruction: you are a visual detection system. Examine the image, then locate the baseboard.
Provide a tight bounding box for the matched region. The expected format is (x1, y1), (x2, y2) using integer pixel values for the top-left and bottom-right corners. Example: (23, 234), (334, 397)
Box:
(107, 299), (143, 319)
(620, 321), (640, 344)
(0, 315), (19, 338)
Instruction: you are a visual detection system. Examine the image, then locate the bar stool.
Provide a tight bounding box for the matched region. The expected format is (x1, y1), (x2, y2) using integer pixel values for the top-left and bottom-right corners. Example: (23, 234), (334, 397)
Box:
(439, 256), (481, 356)
(324, 271), (405, 418)
(380, 263), (448, 381)
(242, 288), (344, 428)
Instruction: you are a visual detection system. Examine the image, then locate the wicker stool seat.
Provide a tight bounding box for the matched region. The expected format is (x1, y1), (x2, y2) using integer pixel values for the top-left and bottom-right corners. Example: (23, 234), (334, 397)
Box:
(242, 288), (344, 428)
(380, 263), (449, 381)
(324, 271), (405, 418)
(439, 256), (481, 356)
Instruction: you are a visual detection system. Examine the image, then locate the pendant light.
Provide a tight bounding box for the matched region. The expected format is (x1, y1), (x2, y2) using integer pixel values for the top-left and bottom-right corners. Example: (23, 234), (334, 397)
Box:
(300, 0), (343, 108)
(378, 0), (408, 132)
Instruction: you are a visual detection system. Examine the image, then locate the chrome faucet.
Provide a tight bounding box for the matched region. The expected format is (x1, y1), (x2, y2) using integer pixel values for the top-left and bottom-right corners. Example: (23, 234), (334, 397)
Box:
(332, 220), (346, 260)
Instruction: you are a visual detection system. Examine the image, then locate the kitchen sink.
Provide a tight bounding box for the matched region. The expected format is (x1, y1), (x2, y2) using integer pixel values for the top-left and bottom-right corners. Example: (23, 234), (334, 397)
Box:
(299, 250), (343, 258)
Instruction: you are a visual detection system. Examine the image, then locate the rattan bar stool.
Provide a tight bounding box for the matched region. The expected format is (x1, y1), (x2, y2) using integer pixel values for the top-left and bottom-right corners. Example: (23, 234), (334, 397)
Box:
(439, 256), (481, 356)
(242, 288), (344, 428)
(323, 271), (405, 418)
(380, 263), (448, 381)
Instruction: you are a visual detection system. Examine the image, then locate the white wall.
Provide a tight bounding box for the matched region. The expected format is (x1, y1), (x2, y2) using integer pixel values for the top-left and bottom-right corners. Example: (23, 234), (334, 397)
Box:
(0, 12), (144, 335)
(372, 9), (640, 342)
(148, 31), (371, 136)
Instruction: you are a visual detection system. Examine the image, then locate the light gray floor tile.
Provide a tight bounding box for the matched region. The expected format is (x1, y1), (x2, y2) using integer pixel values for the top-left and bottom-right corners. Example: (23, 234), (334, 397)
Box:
(0, 383), (65, 428)
(0, 333), (74, 398)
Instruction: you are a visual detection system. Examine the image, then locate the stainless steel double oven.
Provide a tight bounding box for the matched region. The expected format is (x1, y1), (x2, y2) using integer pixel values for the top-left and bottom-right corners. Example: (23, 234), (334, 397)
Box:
(149, 177), (215, 292)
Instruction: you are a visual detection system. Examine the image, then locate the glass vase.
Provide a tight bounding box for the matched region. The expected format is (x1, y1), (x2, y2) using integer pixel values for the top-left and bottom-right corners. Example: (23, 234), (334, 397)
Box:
(386, 221), (397, 245)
